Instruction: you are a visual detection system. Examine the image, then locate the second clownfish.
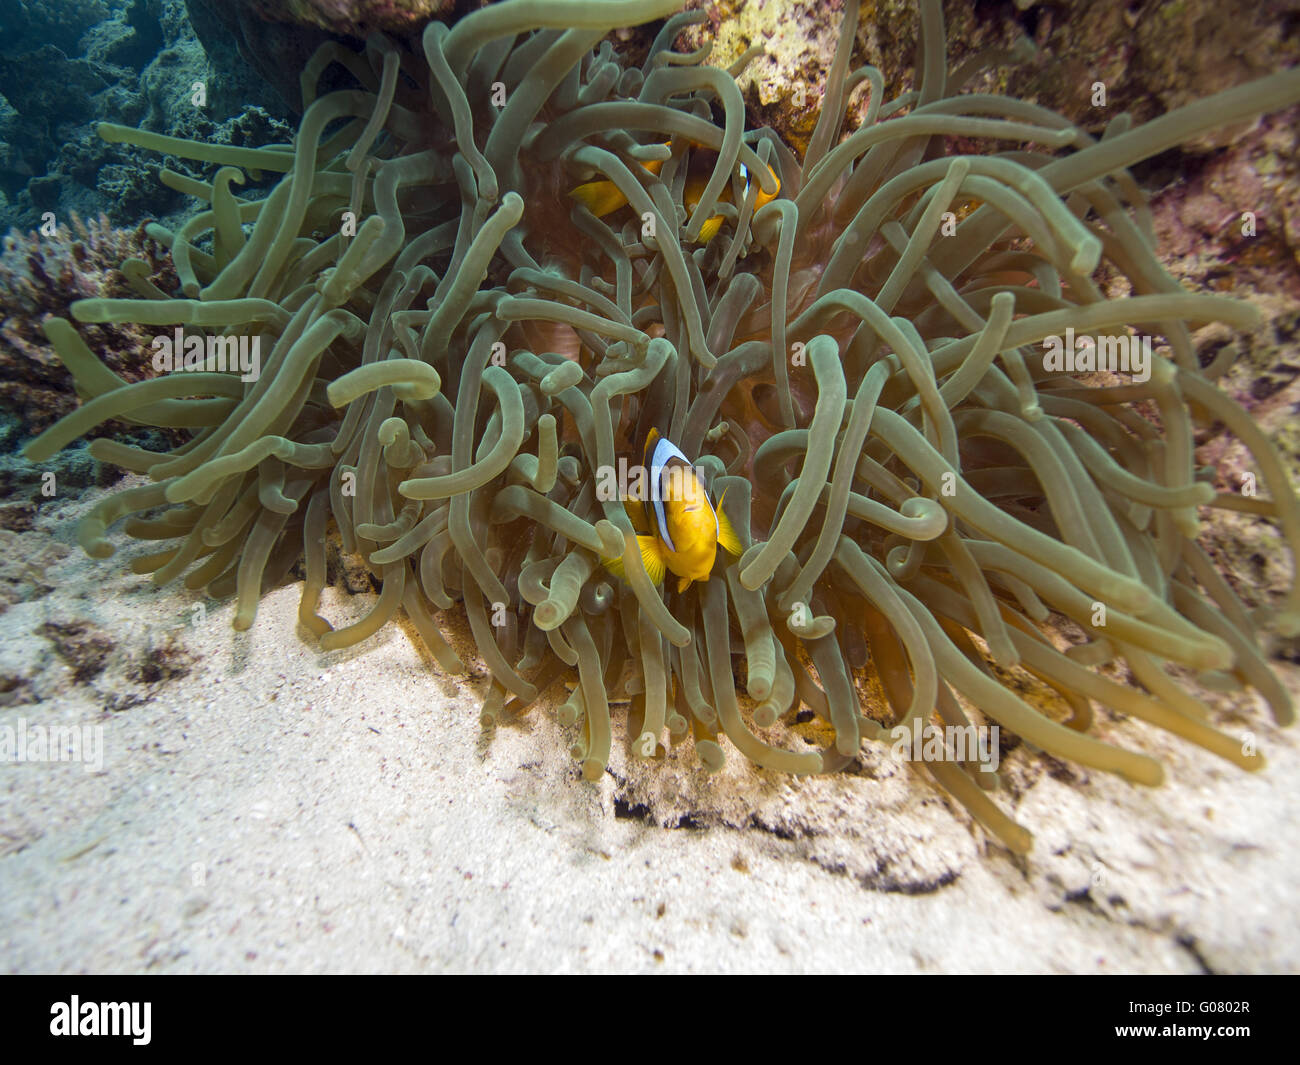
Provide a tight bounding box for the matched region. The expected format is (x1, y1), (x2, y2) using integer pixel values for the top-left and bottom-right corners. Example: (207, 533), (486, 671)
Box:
(603, 429), (742, 593)
(569, 142), (780, 243)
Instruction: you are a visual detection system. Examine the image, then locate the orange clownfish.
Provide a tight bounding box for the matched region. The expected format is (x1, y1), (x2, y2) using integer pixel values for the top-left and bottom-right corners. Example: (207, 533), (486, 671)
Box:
(569, 143), (780, 243)
(603, 429), (742, 593)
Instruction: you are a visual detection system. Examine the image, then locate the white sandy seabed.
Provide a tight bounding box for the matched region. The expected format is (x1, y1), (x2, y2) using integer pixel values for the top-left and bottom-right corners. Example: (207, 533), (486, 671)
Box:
(1, 478), (1297, 974)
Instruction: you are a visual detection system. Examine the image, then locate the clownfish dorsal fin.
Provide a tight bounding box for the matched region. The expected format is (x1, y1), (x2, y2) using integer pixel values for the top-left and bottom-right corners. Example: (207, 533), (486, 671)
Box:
(643, 427), (661, 468)
(640, 428), (662, 539)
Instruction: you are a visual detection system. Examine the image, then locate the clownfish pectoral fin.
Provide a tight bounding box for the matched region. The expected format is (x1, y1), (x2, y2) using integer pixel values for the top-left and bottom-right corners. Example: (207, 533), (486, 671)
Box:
(637, 535), (668, 585)
(569, 179), (629, 218)
(716, 501), (742, 558)
(601, 535), (667, 586)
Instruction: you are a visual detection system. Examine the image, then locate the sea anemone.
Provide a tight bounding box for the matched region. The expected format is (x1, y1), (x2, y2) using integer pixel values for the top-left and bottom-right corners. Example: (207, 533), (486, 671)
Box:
(21, 0), (1300, 855)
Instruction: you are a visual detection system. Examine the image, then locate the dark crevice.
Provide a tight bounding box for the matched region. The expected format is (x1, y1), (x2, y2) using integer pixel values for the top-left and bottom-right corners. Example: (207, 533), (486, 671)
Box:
(746, 814), (805, 841)
(1176, 934), (1217, 975)
(609, 790), (706, 831)
(859, 868), (961, 896)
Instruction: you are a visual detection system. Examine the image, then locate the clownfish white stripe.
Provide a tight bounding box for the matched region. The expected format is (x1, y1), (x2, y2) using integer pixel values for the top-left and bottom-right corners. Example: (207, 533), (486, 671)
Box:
(648, 434), (693, 553)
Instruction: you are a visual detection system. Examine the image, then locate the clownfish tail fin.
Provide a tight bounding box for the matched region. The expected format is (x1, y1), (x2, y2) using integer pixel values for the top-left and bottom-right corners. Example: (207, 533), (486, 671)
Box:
(569, 179), (628, 218)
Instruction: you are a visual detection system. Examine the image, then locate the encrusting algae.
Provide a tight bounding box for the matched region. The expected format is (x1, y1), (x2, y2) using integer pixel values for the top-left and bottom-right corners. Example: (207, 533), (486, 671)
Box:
(19, 0), (1300, 854)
